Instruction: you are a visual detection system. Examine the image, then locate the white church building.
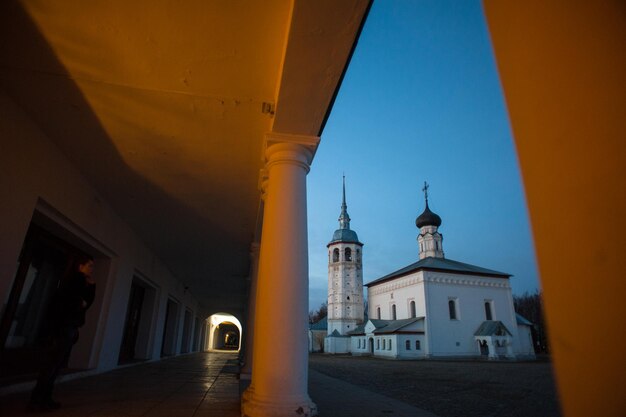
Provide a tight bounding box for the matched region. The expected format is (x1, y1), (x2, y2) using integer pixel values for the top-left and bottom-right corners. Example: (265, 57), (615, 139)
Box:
(323, 182), (535, 360)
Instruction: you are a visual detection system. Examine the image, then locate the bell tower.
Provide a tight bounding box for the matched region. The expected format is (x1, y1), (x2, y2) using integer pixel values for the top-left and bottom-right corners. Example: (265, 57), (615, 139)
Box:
(326, 176), (364, 337)
(416, 181), (444, 259)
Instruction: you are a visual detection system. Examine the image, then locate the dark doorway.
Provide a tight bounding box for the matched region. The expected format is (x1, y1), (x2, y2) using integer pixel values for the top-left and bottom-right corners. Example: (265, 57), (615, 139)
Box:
(180, 309), (193, 354)
(369, 338), (374, 354)
(118, 282), (146, 364)
(161, 299), (179, 357)
(0, 224), (90, 378)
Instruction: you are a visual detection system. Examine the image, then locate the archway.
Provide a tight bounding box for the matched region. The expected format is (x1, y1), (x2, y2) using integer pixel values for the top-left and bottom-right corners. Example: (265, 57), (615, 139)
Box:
(368, 337), (374, 354)
(206, 313), (242, 352)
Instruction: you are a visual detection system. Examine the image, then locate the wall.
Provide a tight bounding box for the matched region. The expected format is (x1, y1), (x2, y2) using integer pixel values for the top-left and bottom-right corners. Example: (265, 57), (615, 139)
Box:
(0, 92), (201, 373)
(424, 271), (518, 356)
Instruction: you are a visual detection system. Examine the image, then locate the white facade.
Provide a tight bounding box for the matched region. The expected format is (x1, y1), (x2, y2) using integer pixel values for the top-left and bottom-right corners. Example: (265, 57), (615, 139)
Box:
(368, 270), (523, 358)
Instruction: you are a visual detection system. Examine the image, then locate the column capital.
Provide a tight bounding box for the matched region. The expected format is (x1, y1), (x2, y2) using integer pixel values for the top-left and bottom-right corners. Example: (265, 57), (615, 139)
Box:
(264, 132), (320, 167)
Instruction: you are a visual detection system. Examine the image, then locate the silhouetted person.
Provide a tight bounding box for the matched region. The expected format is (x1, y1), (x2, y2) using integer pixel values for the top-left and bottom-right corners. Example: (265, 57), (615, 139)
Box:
(30, 255), (96, 411)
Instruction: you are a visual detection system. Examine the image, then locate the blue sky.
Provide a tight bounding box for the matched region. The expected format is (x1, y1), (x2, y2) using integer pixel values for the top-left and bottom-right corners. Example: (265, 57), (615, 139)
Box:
(307, 0), (540, 311)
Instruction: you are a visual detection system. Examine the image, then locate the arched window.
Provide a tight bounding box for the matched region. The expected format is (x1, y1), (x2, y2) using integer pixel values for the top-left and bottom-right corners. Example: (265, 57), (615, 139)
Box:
(382, 339), (386, 350)
(332, 248), (339, 262)
(388, 339), (392, 350)
(485, 301), (493, 320)
(357, 339), (361, 349)
(376, 339), (380, 350)
(448, 299), (457, 320)
(345, 247), (352, 261)
(410, 300), (416, 318)
(405, 340), (411, 350)
(356, 248), (361, 262)
(392, 304), (397, 320)
(416, 340), (421, 350)
(377, 307), (381, 319)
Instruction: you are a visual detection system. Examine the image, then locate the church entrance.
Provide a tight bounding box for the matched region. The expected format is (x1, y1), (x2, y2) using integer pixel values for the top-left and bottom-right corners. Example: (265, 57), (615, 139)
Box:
(369, 337), (374, 354)
(479, 340), (489, 356)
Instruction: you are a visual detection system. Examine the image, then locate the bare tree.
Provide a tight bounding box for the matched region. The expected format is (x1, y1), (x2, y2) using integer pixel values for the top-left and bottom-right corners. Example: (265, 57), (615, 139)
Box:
(513, 290), (549, 353)
(309, 302), (328, 324)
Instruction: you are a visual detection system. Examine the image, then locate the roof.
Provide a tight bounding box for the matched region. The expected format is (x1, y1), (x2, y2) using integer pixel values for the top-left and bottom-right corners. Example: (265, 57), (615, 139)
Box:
(328, 228), (362, 245)
(516, 313), (533, 326)
(373, 317), (424, 334)
(366, 256), (510, 287)
(474, 321), (512, 337)
(309, 316), (327, 331)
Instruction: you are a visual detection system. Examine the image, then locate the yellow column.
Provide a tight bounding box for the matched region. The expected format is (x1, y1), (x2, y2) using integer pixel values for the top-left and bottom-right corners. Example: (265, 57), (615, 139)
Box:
(484, 2), (626, 416)
(242, 135), (319, 417)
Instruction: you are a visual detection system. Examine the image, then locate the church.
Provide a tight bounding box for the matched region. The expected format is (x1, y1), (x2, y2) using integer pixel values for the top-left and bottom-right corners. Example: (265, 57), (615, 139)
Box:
(322, 181), (535, 360)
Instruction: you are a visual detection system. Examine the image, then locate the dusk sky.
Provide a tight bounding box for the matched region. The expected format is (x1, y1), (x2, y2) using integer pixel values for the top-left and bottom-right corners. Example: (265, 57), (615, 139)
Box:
(307, 0), (540, 310)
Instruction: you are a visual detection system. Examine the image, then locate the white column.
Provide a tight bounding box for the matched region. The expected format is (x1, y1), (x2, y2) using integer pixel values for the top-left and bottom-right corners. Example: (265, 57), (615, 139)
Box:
(242, 136), (318, 417)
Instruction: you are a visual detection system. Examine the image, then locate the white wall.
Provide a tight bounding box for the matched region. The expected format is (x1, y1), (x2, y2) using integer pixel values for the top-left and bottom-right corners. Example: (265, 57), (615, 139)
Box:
(0, 93), (201, 373)
(424, 271), (519, 357)
(367, 268), (527, 358)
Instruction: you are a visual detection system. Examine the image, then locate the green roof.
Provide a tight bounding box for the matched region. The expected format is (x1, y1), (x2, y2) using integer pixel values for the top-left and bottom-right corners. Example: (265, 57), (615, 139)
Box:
(309, 316), (327, 331)
(366, 256), (510, 287)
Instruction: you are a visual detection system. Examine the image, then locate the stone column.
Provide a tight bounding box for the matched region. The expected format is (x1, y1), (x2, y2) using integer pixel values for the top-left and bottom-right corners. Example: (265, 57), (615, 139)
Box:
(240, 241), (261, 380)
(242, 135), (318, 417)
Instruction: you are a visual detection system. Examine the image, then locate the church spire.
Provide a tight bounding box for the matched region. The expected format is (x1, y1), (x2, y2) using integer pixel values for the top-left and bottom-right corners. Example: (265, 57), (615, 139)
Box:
(338, 175), (351, 230)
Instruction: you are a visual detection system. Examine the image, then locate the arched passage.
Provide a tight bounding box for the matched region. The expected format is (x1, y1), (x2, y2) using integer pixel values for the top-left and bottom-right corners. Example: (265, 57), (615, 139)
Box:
(206, 313), (242, 352)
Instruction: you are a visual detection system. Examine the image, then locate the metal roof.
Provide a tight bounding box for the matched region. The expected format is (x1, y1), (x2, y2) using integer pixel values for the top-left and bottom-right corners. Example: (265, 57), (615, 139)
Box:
(365, 256), (510, 287)
(474, 321), (512, 337)
(516, 313), (533, 326)
(309, 316), (328, 331)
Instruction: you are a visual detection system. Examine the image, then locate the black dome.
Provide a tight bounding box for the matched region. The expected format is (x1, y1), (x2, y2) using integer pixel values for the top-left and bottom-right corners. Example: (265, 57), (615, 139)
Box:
(415, 202), (442, 228)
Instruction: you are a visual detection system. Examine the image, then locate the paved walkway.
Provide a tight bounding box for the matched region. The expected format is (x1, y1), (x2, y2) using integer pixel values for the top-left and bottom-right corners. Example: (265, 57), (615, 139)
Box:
(0, 352), (435, 417)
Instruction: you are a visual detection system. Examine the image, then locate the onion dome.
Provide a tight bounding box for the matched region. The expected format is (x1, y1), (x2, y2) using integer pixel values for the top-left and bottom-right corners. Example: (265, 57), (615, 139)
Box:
(415, 201), (442, 228)
(415, 181), (442, 228)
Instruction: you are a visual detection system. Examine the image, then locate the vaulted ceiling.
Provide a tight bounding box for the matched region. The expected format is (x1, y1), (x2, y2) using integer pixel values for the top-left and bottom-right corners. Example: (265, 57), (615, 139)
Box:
(0, 0), (370, 315)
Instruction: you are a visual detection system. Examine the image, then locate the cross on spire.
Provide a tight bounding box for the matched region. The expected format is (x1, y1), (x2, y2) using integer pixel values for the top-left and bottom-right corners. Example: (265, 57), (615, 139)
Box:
(422, 181), (429, 202)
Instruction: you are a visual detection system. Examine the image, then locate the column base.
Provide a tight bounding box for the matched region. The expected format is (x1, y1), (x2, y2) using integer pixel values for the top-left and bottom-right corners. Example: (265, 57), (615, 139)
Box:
(242, 385), (317, 417)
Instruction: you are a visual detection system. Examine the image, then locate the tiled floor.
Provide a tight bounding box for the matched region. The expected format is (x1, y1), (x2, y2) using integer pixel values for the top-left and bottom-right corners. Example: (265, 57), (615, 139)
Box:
(1, 351), (439, 417)
(0, 352), (240, 417)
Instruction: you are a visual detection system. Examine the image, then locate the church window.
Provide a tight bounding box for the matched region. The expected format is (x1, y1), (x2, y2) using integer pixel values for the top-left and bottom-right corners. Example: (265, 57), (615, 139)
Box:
(356, 249), (361, 262)
(448, 299), (458, 320)
(333, 248), (339, 262)
(345, 247), (352, 261)
(410, 300), (416, 318)
(347, 296), (350, 300)
(358, 339), (361, 348)
(485, 301), (493, 320)
(392, 304), (397, 320)
(388, 339), (392, 350)
(377, 307), (381, 319)
(416, 340), (421, 350)
(382, 339), (386, 349)
(376, 339), (380, 350)
(406, 340), (411, 350)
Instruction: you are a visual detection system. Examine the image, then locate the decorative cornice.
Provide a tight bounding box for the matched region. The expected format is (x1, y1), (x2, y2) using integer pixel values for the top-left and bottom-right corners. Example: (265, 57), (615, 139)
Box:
(368, 271), (510, 296)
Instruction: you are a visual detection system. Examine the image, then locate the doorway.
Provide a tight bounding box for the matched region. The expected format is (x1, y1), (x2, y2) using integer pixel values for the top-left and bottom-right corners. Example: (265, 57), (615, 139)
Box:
(161, 298), (179, 357)
(0, 224), (92, 377)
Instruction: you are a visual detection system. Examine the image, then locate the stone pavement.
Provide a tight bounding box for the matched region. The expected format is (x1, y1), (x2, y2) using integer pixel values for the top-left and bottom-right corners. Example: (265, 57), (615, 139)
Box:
(0, 351), (436, 417)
